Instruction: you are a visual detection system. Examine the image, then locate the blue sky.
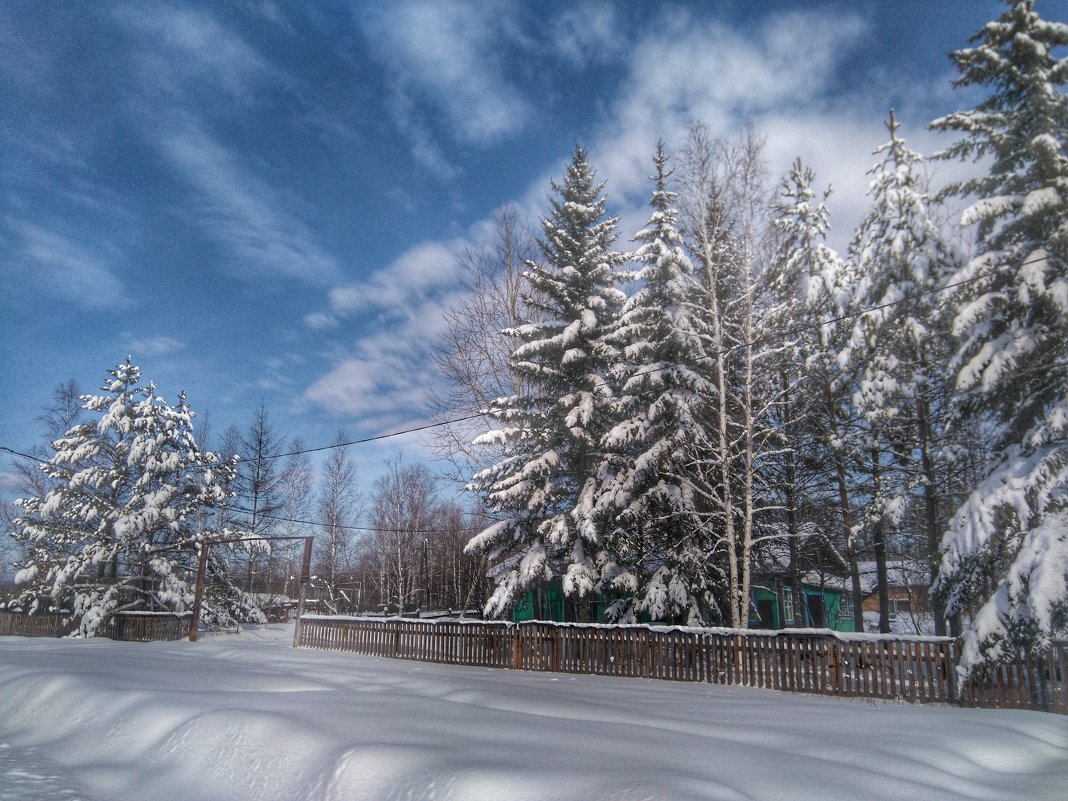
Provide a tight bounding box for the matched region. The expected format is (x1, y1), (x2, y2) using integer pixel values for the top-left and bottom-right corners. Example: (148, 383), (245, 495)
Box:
(0, 0), (1041, 496)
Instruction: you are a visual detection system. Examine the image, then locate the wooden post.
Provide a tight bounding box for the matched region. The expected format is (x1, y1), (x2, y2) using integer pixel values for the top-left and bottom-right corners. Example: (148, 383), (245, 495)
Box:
(292, 537), (314, 648)
(188, 541), (209, 642)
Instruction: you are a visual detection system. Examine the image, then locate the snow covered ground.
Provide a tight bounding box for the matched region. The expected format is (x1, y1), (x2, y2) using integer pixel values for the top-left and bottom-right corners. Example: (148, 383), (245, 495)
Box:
(0, 625), (1065, 801)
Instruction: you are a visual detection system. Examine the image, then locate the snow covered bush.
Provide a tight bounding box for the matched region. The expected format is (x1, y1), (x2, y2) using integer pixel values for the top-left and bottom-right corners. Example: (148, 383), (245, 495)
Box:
(11, 358), (249, 636)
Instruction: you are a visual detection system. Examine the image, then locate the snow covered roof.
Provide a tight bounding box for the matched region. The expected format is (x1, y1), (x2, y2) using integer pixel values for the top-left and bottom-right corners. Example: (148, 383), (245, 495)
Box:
(856, 560), (931, 595)
(753, 525), (850, 578)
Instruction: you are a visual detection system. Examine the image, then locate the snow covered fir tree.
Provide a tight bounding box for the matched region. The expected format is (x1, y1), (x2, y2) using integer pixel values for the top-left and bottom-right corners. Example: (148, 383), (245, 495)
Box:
(931, 0), (1068, 677)
(9, 359), (253, 636)
(466, 146), (626, 619)
(589, 143), (721, 624)
(842, 113), (963, 636)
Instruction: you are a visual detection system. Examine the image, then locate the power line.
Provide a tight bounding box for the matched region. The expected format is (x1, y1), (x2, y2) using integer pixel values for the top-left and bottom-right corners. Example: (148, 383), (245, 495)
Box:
(225, 504), (484, 535)
(271, 413), (486, 460)
(1, 445), (39, 462)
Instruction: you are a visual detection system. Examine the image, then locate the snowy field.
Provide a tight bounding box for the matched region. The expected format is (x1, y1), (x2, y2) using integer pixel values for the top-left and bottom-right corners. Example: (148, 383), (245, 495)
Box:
(0, 625), (1065, 801)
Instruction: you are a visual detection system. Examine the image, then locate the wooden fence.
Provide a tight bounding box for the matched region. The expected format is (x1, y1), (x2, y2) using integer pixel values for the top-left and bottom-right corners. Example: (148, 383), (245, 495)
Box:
(297, 616), (1067, 715)
(0, 611), (190, 642)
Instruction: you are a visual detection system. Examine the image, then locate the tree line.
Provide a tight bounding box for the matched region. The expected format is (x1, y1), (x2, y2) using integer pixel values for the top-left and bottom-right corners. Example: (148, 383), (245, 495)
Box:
(2, 375), (488, 633)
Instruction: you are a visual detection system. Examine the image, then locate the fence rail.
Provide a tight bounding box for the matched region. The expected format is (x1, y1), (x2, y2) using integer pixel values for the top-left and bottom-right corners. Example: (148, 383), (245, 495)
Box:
(0, 611), (190, 642)
(297, 616), (1067, 714)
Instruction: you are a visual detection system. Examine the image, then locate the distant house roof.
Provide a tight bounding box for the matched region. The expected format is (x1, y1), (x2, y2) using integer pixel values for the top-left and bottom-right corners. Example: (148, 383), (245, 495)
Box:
(754, 524), (850, 580)
(855, 560), (931, 595)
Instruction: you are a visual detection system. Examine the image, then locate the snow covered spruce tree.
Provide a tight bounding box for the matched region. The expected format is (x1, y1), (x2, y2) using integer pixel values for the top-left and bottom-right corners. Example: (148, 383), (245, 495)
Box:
(12, 358), (242, 636)
(764, 159), (866, 631)
(467, 147), (626, 618)
(844, 112), (962, 634)
(931, 0), (1068, 675)
(590, 143), (722, 624)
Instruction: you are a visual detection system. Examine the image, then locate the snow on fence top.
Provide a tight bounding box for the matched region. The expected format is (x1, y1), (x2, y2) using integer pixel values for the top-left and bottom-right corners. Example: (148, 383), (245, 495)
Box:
(298, 614), (955, 643)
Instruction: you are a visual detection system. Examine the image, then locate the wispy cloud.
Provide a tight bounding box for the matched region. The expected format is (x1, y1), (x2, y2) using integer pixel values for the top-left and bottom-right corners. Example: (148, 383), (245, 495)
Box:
(113, 2), (285, 102)
(162, 122), (340, 285)
(549, 2), (623, 69)
(303, 294), (456, 424)
(113, 4), (339, 286)
(0, 469), (22, 493)
(303, 239), (465, 424)
(325, 240), (461, 319)
(8, 222), (129, 311)
(359, 1), (531, 149)
(121, 335), (186, 357)
(303, 312), (339, 331)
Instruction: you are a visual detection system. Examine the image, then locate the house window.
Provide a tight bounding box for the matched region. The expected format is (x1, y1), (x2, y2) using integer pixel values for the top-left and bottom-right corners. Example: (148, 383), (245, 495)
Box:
(783, 592), (794, 625)
(889, 598), (912, 619)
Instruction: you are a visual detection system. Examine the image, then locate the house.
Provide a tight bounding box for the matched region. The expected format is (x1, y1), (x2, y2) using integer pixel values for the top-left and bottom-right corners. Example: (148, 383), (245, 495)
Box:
(511, 579), (608, 623)
(499, 528), (859, 630)
(856, 558), (932, 630)
(496, 558), (691, 625)
(749, 526), (857, 633)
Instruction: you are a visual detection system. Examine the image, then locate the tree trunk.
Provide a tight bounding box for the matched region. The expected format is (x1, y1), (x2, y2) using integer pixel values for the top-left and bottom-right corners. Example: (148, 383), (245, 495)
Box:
(915, 380), (947, 636)
(823, 379), (865, 632)
(871, 445), (890, 634)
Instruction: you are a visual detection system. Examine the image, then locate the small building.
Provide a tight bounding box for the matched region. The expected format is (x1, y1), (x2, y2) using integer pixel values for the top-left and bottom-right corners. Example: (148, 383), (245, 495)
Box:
(749, 577), (855, 632)
(857, 558), (932, 631)
(511, 579), (608, 623)
(749, 527), (857, 632)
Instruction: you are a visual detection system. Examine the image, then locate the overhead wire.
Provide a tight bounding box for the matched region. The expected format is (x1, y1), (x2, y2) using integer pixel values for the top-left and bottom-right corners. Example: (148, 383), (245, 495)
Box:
(224, 504), (484, 535)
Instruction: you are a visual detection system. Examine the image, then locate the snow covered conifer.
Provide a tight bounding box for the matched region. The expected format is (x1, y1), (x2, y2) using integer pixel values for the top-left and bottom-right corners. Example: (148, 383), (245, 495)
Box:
(12, 358), (240, 636)
(845, 112), (962, 633)
(592, 143), (721, 623)
(931, 0), (1068, 675)
(765, 159), (866, 631)
(467, 147), (626, 618)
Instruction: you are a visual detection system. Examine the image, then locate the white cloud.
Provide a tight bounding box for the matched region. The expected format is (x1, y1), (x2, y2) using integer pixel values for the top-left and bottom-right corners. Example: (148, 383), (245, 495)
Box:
(162, 122), (340, 285)
(591, 9), (872, 205)
(114, 3), (284, 102)
(9, 222), (129, 311)
(303, 240), (467, 426)
(0, 469), (21, 494)
(359, 1), (531, 147)
(122, 335), (186, 357)
(304, 295), (455, 421)
(384, 89), (461, 181)
(325, 240), (462, 318)
(303, 312), (339, 331)
(550, 3), (623, 68)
